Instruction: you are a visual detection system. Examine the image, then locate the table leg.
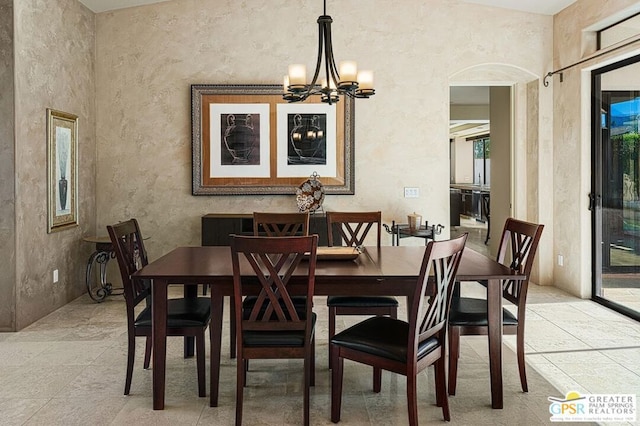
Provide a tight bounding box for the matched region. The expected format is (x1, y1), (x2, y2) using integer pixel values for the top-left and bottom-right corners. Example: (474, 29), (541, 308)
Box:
(487, 278), (503, 409)
(152, 279), (168, 410)
(183, 284), (198, 358)
(210, 285), (224, 407)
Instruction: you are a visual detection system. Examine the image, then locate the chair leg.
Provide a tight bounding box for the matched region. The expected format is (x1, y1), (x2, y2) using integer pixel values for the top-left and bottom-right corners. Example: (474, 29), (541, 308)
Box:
(407, 372), (418, 426)
(328, 306), (336, 369)
(435, 357), (450, 421)
(330, 345), (343, 423)
(304, 351), (311, 426)
(373, 367), (382, 393)
(196, 332), (206, 397)
(372, 307), (395, 391)
(143, 336), (152, 369)
(310, 335), (316, 387)
(236, 354), (245, 426)
(517, 325), (528, 392)
(230, 298), (236, 359)
(447, 325), (460, 395)
(124, 333), (136, 395)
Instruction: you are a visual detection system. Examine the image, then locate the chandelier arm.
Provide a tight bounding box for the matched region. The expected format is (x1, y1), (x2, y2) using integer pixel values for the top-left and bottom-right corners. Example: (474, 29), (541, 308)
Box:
(324, 20), (341, 87)
(306, 18), (326, 98)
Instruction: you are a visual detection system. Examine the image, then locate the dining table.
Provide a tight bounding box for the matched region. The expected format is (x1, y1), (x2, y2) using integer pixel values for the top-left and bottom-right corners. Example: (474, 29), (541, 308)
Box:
(132, 244), (526, 411)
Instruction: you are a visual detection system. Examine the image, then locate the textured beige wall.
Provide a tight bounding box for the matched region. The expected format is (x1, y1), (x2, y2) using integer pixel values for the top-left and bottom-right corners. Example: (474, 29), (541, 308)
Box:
(553, 0), (640, 297)
(488, 86), (512, 255)
(13, 0), (96, 329)
(0, 0), (15, 330)
(95, 0), (554, 270)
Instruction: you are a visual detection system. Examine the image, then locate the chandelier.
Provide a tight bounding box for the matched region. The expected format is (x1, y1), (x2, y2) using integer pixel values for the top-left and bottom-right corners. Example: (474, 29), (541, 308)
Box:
(283, 0), (375, 104)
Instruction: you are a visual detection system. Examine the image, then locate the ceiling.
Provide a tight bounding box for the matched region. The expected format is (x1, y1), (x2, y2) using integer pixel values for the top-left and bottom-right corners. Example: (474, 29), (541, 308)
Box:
(450, 87), (490, 139)
(79, 0), (577, 15)
(461, 0), (576, 15)
(79, 0), (170, 13)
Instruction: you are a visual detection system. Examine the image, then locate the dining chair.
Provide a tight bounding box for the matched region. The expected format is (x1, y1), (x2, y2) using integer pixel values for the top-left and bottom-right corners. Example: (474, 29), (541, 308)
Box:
(325, 211), (398, 369)
(448, 218), (544, 395)
(227, 211), (311, 360)
(107, 218), (211, 396)
(230, 234), (318, 426)
(330, 234), (468, 424)
(253, 211), (310, 236)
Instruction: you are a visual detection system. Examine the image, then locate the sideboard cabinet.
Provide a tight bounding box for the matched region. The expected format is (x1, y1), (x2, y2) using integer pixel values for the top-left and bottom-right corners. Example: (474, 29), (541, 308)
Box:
(201, 213), (338, 246)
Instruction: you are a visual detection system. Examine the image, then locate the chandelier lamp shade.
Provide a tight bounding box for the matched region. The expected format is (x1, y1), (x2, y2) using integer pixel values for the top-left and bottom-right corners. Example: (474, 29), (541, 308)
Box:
(283, 0), (375, 104)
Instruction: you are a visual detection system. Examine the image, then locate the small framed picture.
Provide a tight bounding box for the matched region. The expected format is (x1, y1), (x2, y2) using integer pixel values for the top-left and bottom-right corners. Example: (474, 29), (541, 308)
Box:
(47, 109), (78, 233)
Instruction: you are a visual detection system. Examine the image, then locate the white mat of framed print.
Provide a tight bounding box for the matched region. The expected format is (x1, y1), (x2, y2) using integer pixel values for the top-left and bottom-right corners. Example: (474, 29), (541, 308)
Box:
(47, 109), (78, 233)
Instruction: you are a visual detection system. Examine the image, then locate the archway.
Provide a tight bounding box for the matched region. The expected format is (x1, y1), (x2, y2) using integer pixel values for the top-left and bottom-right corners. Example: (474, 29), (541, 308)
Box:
(449, 63), (552, 286)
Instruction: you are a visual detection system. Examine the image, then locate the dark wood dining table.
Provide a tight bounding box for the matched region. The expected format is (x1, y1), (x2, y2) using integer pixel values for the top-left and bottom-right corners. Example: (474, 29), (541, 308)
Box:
(132, 245), (525, 411)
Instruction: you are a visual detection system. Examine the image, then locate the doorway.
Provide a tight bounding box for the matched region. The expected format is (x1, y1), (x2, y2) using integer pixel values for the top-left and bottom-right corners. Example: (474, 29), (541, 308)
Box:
(592, 54), (640, 321)
(449, 85), (512, 257)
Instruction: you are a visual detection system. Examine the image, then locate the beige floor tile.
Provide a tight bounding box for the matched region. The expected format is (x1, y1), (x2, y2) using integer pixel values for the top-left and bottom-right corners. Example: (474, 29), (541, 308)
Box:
(0, 365), (84, 399)
(22, 397), (127, 426)
(0, 398), (50, 426)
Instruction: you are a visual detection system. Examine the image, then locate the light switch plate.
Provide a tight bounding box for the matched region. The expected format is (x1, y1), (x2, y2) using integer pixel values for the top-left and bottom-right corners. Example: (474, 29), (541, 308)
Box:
(404, 187), (419, 198)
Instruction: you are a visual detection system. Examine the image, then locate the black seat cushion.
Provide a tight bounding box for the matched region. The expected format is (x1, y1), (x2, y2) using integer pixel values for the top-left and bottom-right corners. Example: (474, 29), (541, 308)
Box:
(135, 297), (211, 328)
(448, 296), (518, 327)
(243, 313), (316, 347)
(326, 295), (398, 308)
(331, 316), (439, 363)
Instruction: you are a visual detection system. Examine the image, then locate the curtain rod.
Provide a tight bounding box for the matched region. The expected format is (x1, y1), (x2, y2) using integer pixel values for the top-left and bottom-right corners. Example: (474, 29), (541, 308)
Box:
(543, 36), (640, 87)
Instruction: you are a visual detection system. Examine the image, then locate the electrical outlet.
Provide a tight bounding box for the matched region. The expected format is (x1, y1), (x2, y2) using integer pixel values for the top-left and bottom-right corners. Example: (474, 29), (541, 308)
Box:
(53, 269), (59, 283)
(557, 255), (563, 267)
(404, 187), (419, 198)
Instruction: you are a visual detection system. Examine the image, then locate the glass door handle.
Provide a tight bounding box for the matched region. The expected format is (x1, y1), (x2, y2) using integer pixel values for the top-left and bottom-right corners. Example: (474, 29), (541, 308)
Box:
(588, 193), (600, 211)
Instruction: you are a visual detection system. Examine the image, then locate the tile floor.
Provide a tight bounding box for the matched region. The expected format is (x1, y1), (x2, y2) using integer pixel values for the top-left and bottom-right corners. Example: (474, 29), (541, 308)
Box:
(1, 225), (639, 425)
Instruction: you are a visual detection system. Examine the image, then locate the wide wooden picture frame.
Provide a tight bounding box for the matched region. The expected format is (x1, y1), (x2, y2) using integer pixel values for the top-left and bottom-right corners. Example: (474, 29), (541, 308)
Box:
(191, 84), (355, 195)
(47, 108), (78, 233)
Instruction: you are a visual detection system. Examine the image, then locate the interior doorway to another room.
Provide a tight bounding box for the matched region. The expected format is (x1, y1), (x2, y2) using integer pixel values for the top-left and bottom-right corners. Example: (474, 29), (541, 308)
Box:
(449, 85), (512, 258)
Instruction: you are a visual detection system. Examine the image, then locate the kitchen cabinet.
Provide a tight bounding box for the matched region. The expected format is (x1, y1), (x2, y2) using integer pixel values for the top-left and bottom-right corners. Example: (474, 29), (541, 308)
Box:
(450, 185), (489, 223)
(450, 189), (461, 226)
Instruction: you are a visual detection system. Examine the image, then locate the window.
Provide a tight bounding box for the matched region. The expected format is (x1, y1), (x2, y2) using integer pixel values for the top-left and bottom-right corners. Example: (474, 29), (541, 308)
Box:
(598, 13), (640, 50)
(472, 136), (490, 186)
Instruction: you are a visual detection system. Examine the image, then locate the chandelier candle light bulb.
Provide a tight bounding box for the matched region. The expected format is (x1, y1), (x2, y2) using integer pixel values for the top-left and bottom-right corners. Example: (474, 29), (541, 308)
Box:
(288, 64), (307, 87)
(339, 61), (358, 84)
(357, 70), (374, 90)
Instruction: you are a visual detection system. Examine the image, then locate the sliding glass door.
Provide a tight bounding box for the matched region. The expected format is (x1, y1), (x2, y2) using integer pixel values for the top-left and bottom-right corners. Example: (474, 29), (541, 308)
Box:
(592, 55), (640, 321)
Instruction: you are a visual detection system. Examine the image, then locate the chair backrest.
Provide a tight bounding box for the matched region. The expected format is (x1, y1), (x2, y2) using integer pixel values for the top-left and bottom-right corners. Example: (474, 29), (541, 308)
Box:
(107, 218), (150, 318)
(326, 211), (381, 247)
(230, 235), (318, 335)
(496, 218), (544, 307)
(409, 234), (467, 359)
(253, 212), (310, 237)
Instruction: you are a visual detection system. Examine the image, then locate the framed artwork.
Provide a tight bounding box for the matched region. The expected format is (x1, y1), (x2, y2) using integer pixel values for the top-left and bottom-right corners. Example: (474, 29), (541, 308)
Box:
(47, 109), (78, 233)
(191, 84), (354, 195)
